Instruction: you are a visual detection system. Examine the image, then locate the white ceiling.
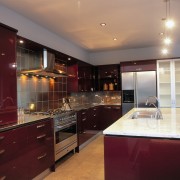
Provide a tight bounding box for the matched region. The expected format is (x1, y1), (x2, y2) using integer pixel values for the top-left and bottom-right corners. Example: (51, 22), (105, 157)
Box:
(1, 0), (180, 52)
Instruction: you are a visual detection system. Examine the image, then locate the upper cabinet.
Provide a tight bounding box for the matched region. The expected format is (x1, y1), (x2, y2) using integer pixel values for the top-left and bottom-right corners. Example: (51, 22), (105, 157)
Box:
(67, 60), (94, 93)
(157, 59), (180, 108)
(120, 60), (156, 72)
(0, 23), (18, 125)
(96, 64), (120, 91)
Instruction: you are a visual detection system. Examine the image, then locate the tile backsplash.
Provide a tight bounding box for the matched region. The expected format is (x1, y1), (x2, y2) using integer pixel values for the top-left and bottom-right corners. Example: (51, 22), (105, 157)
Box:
(17, 46), (67, 112)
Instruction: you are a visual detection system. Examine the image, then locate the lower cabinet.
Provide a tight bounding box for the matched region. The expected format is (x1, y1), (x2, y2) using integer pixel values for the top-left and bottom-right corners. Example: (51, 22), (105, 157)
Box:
(0, 118), (54, 180)
(77, 105), (122, 146)
(99, 105), (122, 130)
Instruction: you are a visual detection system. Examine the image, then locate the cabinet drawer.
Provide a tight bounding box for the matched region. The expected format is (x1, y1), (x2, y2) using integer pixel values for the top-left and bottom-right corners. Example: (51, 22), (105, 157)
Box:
(28, 119), (53, 148)
(0, 127), (28, 164)
(28, 146), (54, 179)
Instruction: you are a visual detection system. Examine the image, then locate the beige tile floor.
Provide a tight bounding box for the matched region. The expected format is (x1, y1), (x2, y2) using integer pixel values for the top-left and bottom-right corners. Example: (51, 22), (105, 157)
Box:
(44, 135), (104, 180)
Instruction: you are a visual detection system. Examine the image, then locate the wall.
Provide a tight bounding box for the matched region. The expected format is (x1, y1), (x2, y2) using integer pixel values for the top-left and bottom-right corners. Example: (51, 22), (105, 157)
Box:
(0, 5), (89, 63)
(89, 45), (180, 65)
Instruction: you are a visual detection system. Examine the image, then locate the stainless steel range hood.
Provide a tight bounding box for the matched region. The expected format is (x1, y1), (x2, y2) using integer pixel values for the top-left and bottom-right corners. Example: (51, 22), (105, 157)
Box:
(20, 49), (67, 78)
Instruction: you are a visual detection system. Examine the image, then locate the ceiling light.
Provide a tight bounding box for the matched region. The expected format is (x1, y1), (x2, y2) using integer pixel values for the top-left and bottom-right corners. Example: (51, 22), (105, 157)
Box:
(113, 38), (117, 41)
(165, 19), (175, 29)
(164, 37), (172, 45)
(100, 23), (106, 27)
(161, 48), (168, 55)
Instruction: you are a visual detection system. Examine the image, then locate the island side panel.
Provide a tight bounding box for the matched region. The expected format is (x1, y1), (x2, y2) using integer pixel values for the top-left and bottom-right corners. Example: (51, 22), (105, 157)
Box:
(104, 135), (180, 180)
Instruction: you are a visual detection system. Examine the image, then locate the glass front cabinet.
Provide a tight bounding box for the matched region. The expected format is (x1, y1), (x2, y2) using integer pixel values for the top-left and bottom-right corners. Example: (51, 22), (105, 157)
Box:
(157, 59), (180, 107)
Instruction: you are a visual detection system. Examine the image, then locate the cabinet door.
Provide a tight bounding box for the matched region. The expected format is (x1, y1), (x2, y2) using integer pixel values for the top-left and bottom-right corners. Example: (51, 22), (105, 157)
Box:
(0, 25), (17, 125)
(121, 60), (156, 72)
(174, 60), (180, 107)
(157, 60), (172, 107)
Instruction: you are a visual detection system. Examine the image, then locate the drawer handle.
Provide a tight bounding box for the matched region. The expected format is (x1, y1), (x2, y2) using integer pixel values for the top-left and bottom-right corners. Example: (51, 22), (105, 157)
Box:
(94, 125), (97, 128)
(37, 153), (47, 160)
(37, 124), (45, 128)
(0, 136), (5, 140)
(93, 109), (97, 111)
(37, 134), (46, 139)
(0, 176), (6, 180)
(93, 115), (96, 117)
(82, 112), (86, 115)
(0, 149), (5, 155)
(82, 118), (86, 121)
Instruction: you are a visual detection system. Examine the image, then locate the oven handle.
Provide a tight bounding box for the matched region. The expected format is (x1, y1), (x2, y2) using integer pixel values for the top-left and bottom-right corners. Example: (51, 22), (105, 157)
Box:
(55, 121), (76, 131)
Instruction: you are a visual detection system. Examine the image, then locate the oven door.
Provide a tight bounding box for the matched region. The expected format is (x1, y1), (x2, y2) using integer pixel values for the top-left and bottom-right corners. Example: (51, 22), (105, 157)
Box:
(55, 123), (77, 144)
(55, 122), (78, 161)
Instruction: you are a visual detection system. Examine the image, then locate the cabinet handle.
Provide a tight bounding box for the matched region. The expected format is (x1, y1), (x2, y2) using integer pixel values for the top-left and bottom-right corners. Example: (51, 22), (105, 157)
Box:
(82, 112), (86, 115)
(105, 107), (111, 109)
(37, 134), (46, 139)
(37, 153), (47, 160)
(82, 118), (86, 121)
(37, 124), (45, 128)
(94, 125), (97, 128)
(93, 114), (96, 117)
(93, 108), (97, 111)
(0, 149), (5, 155)
(0, 136), (5, 140)
(0, 176), (6, 180)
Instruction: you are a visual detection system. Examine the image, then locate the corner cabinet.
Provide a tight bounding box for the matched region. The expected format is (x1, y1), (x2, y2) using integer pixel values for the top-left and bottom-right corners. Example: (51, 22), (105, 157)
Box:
(0, 24), (18, 125)
(157, 59), (180, 107)
(97, 64), (120, 91)
(67, 61), (94, 93)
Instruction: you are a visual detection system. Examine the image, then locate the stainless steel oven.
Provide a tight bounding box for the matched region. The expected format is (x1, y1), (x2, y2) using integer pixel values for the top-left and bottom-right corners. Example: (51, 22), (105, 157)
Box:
(54, 111), (77, 161)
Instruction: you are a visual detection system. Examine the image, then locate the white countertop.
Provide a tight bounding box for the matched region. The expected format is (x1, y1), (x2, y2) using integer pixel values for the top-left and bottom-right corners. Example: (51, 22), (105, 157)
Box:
(103, 108), (180, 139)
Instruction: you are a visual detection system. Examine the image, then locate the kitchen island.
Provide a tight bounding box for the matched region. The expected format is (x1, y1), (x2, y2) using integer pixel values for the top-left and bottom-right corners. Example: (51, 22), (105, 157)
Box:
(103, 108), (180, 180)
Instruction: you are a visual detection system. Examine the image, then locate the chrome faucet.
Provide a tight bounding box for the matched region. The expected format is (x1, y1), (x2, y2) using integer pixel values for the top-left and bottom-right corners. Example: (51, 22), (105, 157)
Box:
(145, 96), (163, 119)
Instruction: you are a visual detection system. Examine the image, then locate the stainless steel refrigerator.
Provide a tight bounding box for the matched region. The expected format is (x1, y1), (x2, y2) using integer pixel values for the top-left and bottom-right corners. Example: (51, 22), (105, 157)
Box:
(121, 71), (157, 115)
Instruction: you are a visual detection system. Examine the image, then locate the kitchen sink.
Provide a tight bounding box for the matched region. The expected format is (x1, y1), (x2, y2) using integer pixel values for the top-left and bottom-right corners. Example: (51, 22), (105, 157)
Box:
(129, 110), (157, 119)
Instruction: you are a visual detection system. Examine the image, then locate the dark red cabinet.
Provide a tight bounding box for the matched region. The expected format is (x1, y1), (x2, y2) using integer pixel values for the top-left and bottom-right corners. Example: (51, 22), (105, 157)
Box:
(104, 136), (180, 180)
(99, 105), (121, 130)
(97, 64), (120, 91)
(67, 61), (94, 93)
(0, 118), (54, 180)
(120, 60), (156, 72)
(0, 24), (18, 126)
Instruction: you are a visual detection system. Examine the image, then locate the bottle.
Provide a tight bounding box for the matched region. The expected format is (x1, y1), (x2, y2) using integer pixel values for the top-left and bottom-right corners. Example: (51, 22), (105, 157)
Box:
(103, 83), (108, 91)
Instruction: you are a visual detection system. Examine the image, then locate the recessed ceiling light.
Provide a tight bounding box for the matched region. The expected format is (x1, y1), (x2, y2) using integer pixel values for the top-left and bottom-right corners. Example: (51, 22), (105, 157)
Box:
(19, 40), (24, 44)
(164, 37), (172, 45)
(100, 23), (106, 26)
(113, 38), (117, 41)
(161, 48), (168, 55)
(159, 32), (164, 36)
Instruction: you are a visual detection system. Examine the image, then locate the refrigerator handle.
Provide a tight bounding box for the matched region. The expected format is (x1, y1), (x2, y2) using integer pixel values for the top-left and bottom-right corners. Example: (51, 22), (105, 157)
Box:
(134, 72), (137, 107)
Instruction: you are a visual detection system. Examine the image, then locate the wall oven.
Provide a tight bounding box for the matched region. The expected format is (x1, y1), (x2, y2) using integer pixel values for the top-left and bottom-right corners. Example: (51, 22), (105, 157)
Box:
(54, 111), (77, 161)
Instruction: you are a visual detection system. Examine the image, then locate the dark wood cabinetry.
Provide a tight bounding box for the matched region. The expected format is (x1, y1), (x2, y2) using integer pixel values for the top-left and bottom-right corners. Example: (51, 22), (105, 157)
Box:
(67, 61), (94, 93)
(0, 118), (54, 180)
(77, 106), (101, 146)
(96, 64), (120, 91)
(120, 60), (156, 72)
(0, 24), (18, 126)
(77, 105), (121, 146)
(99, 105), (122, 130)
